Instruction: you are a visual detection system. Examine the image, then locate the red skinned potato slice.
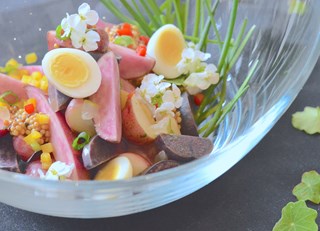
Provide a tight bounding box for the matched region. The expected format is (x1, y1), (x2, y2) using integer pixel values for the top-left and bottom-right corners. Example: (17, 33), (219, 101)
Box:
(25, 86), (89, 180)
(108, 43), (155, 79)
(120, 79), (135, 93)
(0, 73), (27, 100)
(90, 52), (122, 143)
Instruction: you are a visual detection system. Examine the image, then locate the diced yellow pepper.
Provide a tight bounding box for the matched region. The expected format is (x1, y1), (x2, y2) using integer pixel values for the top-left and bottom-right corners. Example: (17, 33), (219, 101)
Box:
(24, 130), (42, 145)
(6, 58), (20, 69)
(39, 77), (48, 92)
(41, 143), (54, 153)
(30, 141), (41, 152)
(40, 152), (52, 170)
(37, 114), (50, 124)
(25, 52), (38, 64)
(21, 75), (31, 84)
(31, 71), (42, 81)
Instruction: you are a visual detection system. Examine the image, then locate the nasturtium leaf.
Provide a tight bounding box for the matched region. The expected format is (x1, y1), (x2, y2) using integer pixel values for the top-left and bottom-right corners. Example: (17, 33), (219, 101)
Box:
(273, 201), (318, 231)
(293, 171), (320, 204)
(292, 107), (320, 134)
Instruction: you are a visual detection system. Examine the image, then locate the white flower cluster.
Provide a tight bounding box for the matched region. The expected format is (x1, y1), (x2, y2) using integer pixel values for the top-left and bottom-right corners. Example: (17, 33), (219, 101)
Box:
(39, 161), (74, 181)
(60, 3), (100, 52)
(138, 74), (183, 121)
(177, 42), (220, 95)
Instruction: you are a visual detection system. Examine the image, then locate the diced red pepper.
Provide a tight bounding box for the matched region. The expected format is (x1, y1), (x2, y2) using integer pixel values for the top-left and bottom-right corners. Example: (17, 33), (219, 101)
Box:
(117, 28), (133, 36)
(139, 36), (150, 46)
(194, 93), (205, 106)
(136, 45), (147, 57)
(0, 129), (8, 137)
(24, 103), (35, 114)
(122, 23), (132, 30)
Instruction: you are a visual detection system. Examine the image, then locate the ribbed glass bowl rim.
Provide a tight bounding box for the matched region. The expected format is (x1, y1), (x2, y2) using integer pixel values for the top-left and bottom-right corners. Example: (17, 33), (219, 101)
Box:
(0, 135), (241, 191)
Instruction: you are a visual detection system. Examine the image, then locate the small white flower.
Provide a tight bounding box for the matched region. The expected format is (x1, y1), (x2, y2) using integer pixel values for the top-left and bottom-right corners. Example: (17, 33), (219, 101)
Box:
(40, 161), (74, 181)
(177, 42), (211, 75)
(139, 74), (171, 104)
(78, 3), (99, 26)
(70, 30), (100, 52)
(162, 84), (183, 108)
(184, 64), (220, 95)
(155, 102), (175, 121)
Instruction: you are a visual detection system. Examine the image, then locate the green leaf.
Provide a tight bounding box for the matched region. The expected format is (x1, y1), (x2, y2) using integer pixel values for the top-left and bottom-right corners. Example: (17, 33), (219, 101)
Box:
(273, 201), (318, 231)
(292, 107), (320, 134)
(293, 171), (320, 204)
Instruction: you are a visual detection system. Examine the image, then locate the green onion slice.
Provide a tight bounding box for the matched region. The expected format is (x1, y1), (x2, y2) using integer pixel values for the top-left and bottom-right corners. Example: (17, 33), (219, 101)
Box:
(113, 35), (135, 47)
(72, 132), (91, 150)
(56, 25), (68, 41)
(0, 91), (20, 105)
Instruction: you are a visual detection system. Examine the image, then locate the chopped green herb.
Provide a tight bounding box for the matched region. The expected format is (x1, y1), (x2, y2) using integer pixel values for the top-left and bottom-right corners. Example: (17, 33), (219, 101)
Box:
(273, 201), (318, 231)
(293, 171), (320, 204)
(292, 106), (320, 134)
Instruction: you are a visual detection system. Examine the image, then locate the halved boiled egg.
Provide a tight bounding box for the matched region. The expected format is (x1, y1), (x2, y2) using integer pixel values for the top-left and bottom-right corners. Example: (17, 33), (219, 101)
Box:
(147, 24), (186, 79)
(42, 48), (101, 98)
(94, 156), (133, 181)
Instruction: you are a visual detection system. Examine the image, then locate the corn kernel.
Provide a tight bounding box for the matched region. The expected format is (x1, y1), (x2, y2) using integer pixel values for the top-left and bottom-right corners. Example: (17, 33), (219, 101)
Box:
(40, 152), (52, 170)
(25, 52), (38, 64)
(31, 71), (42, 81)
(21, 75), (31, 84)
(36, 114), (50, 125)
(41, 143), (54, 153)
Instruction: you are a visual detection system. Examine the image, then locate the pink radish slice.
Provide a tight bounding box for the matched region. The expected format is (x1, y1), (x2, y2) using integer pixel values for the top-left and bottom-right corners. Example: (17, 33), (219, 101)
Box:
(96, 19), (113, 30)
(0, 73), (27, 100)
(13, 136), (34, 161)
(90, 52), (122, 143)
(25, 86), (89, 180)
(108, 43), (155, 79)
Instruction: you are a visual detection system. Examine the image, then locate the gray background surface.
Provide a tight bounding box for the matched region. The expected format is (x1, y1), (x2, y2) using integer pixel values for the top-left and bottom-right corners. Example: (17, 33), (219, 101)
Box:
(0, 60), (319, 230)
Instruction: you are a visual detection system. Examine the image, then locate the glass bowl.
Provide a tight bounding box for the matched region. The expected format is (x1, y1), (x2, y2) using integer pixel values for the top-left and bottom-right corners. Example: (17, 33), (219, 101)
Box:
(0, 0), (319, 218)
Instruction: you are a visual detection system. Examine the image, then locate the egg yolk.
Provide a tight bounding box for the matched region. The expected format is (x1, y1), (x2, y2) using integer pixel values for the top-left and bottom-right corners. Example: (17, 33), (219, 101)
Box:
(50, 53), (89, 88)
(155, 28), (184, 66)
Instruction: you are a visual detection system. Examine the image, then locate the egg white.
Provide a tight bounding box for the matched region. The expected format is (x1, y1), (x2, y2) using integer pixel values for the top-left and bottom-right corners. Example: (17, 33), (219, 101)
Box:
(42, 48), (102, 98)
(147, 24), (186, 79)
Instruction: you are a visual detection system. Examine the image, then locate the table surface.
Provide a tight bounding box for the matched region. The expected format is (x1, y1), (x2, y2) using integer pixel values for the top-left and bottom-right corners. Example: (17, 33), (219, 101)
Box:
(0, 54), (319, 231)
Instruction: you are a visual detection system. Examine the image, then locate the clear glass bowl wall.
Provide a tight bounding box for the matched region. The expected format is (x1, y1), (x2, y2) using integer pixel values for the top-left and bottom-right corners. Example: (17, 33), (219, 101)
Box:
(0, 0), (319, 218)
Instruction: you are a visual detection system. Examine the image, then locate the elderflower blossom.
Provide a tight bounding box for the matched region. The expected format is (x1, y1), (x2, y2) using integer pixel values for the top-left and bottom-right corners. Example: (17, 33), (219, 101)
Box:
(59, 3), (100, 52)
(39, 161), (74, 181)
(184, 64), (220, 95)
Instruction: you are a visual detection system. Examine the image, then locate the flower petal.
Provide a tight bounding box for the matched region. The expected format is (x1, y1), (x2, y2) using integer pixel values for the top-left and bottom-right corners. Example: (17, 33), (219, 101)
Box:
(83, 40), (98, 52)
(85, 30), (100, 42)
(78, 3), (90, 16)
(85, 10), (99, 25)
